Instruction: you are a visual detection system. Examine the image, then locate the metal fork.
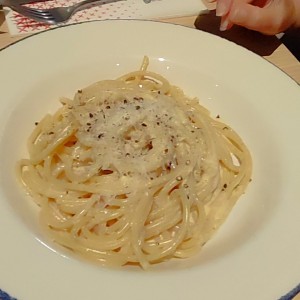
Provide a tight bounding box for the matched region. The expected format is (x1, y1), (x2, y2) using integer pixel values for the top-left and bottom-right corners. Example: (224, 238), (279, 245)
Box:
(6, 0), (125, 24)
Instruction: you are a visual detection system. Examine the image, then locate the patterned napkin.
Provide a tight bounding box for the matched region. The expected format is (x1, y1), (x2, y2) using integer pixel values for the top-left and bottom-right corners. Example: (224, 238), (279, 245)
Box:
(4, 0), (206, 35)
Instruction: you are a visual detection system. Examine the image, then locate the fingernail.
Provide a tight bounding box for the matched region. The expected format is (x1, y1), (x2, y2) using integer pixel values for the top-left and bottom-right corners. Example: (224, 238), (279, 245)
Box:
(216, 3), (227, 16)
(220, 18), (229, 31)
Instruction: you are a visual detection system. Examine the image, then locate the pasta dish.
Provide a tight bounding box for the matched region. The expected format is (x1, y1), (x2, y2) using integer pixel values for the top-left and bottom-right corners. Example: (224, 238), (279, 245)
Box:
(18, 57), (252, 269)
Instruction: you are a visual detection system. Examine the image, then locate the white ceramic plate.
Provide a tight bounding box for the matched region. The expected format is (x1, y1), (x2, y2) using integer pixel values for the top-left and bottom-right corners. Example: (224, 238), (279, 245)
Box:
(0, 20), (299, 300)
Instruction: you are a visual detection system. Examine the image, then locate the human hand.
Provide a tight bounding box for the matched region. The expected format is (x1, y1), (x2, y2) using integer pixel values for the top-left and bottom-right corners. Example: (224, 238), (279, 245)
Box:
(215, 0), (300, 35)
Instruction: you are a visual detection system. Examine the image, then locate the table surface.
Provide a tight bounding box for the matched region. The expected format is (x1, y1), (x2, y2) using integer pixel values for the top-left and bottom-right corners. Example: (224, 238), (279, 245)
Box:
(0, 7), (299, 300)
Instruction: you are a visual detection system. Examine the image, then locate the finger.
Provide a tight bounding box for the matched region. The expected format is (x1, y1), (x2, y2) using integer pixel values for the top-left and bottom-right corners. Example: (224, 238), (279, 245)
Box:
(228, 1), (295, 34)
(216, 0), (233, 16)
(220, 15), (234, 30)
(216, 0), (254, 16)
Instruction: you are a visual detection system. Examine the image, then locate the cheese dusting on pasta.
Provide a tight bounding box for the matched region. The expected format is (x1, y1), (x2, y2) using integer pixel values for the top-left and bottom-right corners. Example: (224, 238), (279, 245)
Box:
(18, 57), (252, 269)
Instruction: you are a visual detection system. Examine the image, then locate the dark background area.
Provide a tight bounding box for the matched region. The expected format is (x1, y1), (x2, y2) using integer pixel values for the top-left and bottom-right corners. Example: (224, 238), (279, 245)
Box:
(281, 29), (300, 61)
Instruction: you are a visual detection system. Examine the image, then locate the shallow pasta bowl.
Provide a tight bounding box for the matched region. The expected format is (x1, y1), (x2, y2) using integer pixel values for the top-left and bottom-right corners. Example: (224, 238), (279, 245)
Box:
(0, 20), (299, 300)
